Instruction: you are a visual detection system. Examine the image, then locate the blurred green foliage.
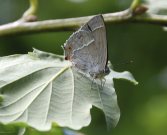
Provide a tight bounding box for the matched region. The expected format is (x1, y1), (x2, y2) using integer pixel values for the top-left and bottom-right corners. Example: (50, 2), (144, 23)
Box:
(0, 0), (167, 135)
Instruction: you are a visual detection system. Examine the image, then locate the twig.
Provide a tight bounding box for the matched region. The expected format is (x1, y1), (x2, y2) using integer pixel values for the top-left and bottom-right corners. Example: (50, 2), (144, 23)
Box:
(0, 0), (167, 37)
(21, 0), (38, 22)
(0, 9), (132, 36)
(130, 0), (140, 10)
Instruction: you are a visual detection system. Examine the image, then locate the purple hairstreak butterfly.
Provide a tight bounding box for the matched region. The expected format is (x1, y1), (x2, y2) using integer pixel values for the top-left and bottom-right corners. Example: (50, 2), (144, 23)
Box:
(63, 15), (110, 79)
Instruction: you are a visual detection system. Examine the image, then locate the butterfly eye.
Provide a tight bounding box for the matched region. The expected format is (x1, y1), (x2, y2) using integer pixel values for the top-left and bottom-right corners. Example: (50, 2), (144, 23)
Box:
(68, 46), (72, 50)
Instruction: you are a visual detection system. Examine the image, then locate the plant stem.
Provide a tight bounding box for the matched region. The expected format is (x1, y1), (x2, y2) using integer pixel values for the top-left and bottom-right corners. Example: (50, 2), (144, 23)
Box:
(133, 14), (167, 25)
(23, 0), (38, 18)
(130, 0), (140, 10)
(0, 0), (167, 37)
(0, 9), (132, 37)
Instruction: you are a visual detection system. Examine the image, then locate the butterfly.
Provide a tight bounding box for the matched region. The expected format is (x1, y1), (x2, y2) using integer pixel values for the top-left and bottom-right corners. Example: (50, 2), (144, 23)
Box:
(63, 15), (110, 79)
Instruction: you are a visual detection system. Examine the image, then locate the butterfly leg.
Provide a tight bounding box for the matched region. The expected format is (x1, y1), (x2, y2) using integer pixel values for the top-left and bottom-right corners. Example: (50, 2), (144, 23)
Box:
(91, 77), (95, 90)
(78, 72), (87, 80)
(100, 78), (106, 90)
(102, 78), (106, 88)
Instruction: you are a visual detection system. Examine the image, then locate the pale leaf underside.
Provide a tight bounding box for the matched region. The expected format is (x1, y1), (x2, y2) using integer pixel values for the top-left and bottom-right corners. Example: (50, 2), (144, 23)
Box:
(0, 49), (137, 131)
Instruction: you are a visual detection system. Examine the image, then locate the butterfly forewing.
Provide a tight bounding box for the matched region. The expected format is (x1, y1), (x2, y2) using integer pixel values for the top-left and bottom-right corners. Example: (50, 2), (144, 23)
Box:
(64, 30), (93, 60)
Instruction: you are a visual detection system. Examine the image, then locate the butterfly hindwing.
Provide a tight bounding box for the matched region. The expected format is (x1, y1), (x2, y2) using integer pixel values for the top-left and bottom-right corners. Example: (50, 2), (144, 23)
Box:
(80, 15), (108, 72)
(72, 40), (99, 74)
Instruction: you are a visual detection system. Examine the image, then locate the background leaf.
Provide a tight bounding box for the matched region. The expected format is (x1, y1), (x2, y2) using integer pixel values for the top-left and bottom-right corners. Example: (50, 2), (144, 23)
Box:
(0, 49), (137, 131)
(146, 0), (167, 15)
(145, 0), (167, 32)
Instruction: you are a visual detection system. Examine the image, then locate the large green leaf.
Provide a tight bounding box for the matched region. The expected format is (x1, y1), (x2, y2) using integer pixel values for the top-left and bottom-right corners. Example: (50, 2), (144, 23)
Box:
(0, 49), (137, 131)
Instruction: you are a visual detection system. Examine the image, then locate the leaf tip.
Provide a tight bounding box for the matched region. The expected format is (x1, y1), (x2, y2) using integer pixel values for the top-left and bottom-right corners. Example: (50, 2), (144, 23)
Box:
(134, 81), (139, 85)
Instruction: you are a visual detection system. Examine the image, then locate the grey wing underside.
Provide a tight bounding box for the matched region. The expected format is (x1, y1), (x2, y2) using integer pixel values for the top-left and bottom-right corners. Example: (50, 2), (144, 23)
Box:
(64, 30), (94, 52)
(72, 15), (108, 73)
(72, 40), (98, 74)
(64, 15), (108, 74)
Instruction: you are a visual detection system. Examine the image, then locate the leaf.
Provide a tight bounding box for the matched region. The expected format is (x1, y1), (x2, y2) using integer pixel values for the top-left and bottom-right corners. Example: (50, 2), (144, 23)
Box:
(18, 128), (26, 135)
(0, 49), (138, 131)
(146, 0), (167, 15)
(145, 0), (167, 31)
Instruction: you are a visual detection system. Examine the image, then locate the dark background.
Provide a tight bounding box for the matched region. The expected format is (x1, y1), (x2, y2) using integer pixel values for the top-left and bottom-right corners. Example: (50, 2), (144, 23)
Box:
(0, 0), (167, 135)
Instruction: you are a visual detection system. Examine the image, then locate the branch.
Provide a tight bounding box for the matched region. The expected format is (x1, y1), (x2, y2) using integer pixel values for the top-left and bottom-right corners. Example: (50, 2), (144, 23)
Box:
(0, 0), (167, 37)
(0, 9), (133, 37)
(21, 0), (38, 22)
(133, 14), (167, 26)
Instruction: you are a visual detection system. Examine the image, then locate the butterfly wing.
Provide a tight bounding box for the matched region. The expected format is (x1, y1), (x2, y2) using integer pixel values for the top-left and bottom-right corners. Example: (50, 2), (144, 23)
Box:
(71, 40), (98, 74)
(78, 15), (108, 74)
(64, 15), (109, 77)
(63, 30), (94, 60)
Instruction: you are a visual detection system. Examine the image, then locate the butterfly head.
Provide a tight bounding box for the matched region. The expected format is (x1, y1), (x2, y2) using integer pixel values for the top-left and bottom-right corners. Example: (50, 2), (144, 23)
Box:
(62, 43), (73, 60)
